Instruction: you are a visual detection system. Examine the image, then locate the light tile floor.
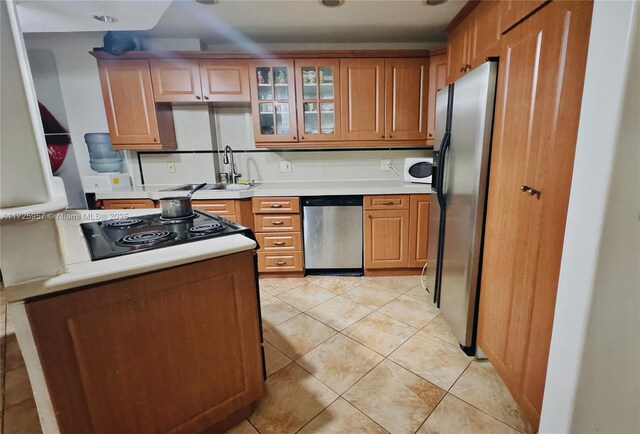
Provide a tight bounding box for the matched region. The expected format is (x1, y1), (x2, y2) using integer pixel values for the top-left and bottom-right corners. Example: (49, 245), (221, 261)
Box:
(0, 276), (532, 434)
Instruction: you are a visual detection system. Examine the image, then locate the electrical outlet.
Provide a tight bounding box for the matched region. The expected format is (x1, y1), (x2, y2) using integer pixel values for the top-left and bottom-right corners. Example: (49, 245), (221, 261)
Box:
(167, 162), (176, 173)
(280, 161), (292, 173)
(381, 160), (392, 171)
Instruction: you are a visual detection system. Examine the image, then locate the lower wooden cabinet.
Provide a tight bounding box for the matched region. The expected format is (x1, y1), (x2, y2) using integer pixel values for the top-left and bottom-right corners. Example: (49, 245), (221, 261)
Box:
(408, 195), (431, 268)
(26, 252), (264, 434)
(253, 197), (303, 275)
(364, 194), (430, 272)
(102, 199), (155, 210)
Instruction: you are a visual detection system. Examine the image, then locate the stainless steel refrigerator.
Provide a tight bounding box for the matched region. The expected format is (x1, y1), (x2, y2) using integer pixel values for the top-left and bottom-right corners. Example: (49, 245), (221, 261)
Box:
(425, 60), (498, 355)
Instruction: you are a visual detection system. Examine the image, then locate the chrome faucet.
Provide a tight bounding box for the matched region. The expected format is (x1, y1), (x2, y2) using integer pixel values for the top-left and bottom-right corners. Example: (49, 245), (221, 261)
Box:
(222, 145), (241, 184)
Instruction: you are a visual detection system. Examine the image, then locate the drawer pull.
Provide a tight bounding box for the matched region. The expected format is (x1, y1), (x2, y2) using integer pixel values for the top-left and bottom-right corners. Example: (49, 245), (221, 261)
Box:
(272, 221), (284, 225)
(275, 261), (287, 266)
(380, 201), (394, 205)
(273, 241), (286, 246)
(270, 204), (283, 208)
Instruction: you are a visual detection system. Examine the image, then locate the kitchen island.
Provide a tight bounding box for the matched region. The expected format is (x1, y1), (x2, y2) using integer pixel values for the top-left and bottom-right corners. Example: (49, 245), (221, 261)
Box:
(5, 210), (263, 434)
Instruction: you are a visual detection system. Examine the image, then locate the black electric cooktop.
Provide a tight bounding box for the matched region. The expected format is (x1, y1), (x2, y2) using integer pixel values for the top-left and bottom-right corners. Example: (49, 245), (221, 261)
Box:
(81, 210), (256, 261)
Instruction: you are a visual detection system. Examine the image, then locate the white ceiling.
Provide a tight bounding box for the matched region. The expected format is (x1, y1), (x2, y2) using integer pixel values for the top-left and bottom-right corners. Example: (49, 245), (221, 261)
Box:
(16, 0), (172, 33)
(15, 0), (464, 46)
(144, 0), (465, 45)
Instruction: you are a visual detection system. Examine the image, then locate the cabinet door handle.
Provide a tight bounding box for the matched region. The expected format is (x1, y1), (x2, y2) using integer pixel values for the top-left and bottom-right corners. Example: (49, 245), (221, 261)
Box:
(195, 95), (202, 100)
(300, 136), (305, 140)
(203, 95), (209, 100)
(528, 188), (541, 197)
(388, 135), (393, 139)
(293, 136), (297, 140)
(270, 204), (282, 208)
(272, 221), (284, 225)
(153, 137), (157, 142)
(275, 261), (287, 266)
(273, 241), (286, 246)
(379, 134), (384, 138)
(520, 185), (531, 192)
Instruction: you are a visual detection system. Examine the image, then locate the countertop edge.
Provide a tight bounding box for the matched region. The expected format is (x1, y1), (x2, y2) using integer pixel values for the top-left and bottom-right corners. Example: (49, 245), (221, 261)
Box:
(5, 234), (257, 303)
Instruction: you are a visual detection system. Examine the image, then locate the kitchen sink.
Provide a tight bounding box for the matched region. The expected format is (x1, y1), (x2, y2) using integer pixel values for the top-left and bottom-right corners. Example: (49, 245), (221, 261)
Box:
(160, 183), (253, 192)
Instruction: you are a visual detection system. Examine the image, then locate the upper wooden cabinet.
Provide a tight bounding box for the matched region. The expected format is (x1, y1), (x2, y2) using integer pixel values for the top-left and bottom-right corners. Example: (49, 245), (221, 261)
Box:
(446, 0), (501, 84)
(385, 58), (429, 141)
(446, 25), (471, 84)
(340, 59), (386, 141)
(427, 52), (447, 140)
(199, 60), (251, 102)
(150, 59), (250, 103)
(249, 60), (298, 143)
(500, 0), (548, 33)
(149, 59), (202, 102)
(295, 59), (341, 142)
(97, 60), (176, 150)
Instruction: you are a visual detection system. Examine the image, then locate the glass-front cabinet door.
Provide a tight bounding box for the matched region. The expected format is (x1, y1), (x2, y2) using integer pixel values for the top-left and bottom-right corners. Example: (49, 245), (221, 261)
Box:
(294, 59), (341, 142)
(249, 60), (298, 143)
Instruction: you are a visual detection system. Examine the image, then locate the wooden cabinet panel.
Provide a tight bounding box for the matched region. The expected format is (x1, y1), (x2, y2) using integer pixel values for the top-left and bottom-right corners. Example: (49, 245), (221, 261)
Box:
(446, 25), (470, 84)
(98, 60), (175, 149)
(249, 60), (298, 143)
(427, 53), (448, 141)
(102, 199), (155, 210)
(478, 1), (593, 429)
(192, 199), (236, 215)
(364, 195), (409, 210)
(408, 195), (431, 268)
(364, 209), (410, 269)
(257, 251), (303, 272)
(340, 59), (385, 141)
(254, 214), (301, 232)
(384, 58), (429, 141)
(252, 197), (300, 214)
(500, 0), (549, 34)
(468, 0), (502, 68)
(295, 59), (341, 142)
(26, 252), (263, 434)
(200, 60), (250, 102)
(149, 59), (202, 103)
(256, 232), (302, 251)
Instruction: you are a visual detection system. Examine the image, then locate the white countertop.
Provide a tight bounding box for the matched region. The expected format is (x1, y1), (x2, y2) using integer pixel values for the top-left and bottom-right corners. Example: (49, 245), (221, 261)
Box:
(96, 179), (432, 200)
(4, 209), (257, 302)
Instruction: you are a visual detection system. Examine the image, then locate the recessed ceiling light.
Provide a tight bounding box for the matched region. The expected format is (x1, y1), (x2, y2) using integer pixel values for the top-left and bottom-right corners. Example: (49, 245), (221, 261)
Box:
(320, 0), (345, 7)
(91, 14), (119, 23)
(425, 0), (447, 5)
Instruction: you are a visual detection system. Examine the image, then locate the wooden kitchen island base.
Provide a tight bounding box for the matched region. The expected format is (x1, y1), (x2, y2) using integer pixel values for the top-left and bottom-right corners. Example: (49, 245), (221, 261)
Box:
(25, 251), (264, 434)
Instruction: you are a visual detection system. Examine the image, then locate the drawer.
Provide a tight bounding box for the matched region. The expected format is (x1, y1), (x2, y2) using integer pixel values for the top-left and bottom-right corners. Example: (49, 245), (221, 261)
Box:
(252, 197), (300, 214)
(258, 251), (303, 272)
(364, 195), (409, 210)
(256, 232), (302, 251)
(192, 200), (236, 215)
(102, 199), (155, 210)
(254, 214), (301, 232)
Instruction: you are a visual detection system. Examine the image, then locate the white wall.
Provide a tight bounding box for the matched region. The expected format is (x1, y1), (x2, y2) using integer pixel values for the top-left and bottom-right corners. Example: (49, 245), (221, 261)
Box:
(539, 1), (640, 432)
(27, 49), (86, 209)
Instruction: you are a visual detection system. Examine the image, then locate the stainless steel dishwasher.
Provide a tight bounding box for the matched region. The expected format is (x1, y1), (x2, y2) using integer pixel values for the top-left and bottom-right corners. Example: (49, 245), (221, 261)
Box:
(302, 196), (363, 274)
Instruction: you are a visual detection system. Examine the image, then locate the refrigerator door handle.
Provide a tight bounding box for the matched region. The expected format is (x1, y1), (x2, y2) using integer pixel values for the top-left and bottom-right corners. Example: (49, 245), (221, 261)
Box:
(436, 131), (451, 210)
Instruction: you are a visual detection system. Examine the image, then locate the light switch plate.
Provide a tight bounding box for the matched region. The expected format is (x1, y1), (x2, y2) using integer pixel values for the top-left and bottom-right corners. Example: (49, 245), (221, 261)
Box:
(167, 162), (176, 173)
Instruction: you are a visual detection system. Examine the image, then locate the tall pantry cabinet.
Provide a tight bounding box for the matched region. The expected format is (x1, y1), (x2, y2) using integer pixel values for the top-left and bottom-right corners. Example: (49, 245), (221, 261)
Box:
(476, 0), (593, 429)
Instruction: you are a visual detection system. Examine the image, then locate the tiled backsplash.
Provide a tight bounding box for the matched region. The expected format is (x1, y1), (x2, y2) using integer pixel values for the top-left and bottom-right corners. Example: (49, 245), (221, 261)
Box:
(136, 106), (432, 185)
